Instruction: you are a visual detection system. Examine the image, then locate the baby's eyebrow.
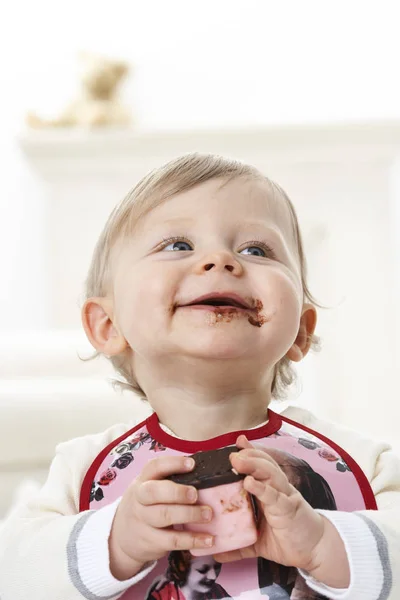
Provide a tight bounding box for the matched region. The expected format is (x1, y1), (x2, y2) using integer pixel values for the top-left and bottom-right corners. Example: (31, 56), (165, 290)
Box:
(157, 218), (276, 232)
(240, 219), (271, 228)
(159, 217), (196, 227)
(134, 217), (195, 239)
(238, 220), (277, 232)
(237, 221), (287, 243)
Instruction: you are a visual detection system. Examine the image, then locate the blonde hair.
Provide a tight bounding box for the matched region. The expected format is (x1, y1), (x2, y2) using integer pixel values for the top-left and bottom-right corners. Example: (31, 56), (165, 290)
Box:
(83, 152), (319, 399)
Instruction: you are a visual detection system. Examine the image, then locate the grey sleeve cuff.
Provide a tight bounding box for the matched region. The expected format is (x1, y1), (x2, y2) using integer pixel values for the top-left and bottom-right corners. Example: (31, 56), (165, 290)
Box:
(299, 510), (392, 600)
(67, 499), (156, 599)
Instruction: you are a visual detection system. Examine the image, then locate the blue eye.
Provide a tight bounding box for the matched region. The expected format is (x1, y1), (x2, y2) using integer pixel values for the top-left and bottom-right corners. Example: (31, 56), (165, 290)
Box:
(240, 245), (267, 257)
(162, 239), (193, 252)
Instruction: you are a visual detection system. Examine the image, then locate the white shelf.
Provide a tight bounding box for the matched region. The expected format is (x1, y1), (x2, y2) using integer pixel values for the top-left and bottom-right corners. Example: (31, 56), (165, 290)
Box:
(18, 120), (400, 176)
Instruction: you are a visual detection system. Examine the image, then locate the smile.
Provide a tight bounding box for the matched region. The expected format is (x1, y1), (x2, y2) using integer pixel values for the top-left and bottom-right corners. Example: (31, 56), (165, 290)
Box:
(183, 304), (248, 314)
(179, 293), (253, 312)
(175, 292), (267, 327)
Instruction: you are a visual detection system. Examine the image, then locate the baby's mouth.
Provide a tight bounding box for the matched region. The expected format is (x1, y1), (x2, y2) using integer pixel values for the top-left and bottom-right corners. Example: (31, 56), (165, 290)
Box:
(175, 293), (267, 327)
(180, 293), (253, 312)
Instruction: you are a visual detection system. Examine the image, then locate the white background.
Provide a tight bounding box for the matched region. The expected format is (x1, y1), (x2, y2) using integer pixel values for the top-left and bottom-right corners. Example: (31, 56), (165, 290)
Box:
(1, 0), (400, 330)
(0, 2), (400, 512)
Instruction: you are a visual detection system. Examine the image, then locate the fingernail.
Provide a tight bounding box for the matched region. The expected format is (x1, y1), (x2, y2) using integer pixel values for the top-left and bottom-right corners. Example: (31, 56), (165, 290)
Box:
(187, 487), (197, 502)
(202, 508), (212, 521)
(184, 458), (194, 470)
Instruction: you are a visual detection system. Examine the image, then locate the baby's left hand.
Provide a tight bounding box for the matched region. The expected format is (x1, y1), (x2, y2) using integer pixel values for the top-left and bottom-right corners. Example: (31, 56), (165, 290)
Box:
(213, 435), (350, 588)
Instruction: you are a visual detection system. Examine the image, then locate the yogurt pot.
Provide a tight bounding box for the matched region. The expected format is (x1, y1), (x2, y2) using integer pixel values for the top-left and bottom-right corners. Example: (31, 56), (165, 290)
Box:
(168, 446), (258, 556)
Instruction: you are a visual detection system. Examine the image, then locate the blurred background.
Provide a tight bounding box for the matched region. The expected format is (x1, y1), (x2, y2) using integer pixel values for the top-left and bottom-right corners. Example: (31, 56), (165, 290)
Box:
(1, 0), (400, 517)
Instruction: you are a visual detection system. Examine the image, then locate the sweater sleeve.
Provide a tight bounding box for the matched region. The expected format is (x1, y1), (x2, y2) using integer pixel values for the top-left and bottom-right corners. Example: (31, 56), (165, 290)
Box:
(0, 422), (155, 600)
(283, 406), (400, 600)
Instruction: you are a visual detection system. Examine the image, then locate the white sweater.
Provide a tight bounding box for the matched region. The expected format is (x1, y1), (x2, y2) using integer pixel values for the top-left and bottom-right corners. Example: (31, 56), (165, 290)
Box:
(0, 405), (398, 600)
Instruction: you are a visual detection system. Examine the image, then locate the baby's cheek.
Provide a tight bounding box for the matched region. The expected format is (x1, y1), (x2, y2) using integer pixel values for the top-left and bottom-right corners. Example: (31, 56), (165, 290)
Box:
(113, 290), (142, 340)
(266, 287), (303, 350)
(277, 277), (303, 319)
(121, 293), (167, 350)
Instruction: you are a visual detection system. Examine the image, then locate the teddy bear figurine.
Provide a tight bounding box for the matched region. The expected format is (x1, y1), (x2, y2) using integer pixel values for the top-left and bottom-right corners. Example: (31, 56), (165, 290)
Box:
(26, 53), (132, 129)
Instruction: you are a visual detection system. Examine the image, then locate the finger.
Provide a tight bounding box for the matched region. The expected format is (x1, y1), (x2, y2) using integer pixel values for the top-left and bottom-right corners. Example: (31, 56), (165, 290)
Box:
(138, 455), (194, 482)
(231, 447), (280, 469)
(213, 544), (257, 563)
(244, 475), (298, 514)
(236, 438), (285, 463)
(148, 527), (214, 553)
(137, 479), (198, 506)
(236, 434), (254, 450)
(142, 503), (213, 528)
(213, 549), (242, 563)
(231, 454), (289, 491)
(236, 436), (270, 454)
(234, 447), (280, 465)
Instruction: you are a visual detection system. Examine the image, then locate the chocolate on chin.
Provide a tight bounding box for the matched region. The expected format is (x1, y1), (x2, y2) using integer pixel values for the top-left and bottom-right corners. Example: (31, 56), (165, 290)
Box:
(169, 446), (258, 556)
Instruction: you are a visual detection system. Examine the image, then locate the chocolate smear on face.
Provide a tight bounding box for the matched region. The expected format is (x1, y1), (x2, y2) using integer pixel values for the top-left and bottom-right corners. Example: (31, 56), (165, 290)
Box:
(206, 308), (240, 325)
(205, 298), (268, 327)
(174, 296), (269, 327)
(247, 298), (268, 327)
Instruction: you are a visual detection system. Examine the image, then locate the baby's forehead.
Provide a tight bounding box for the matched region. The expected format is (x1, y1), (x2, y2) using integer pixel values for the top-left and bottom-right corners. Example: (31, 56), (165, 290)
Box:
(132, 176), (297, 245)
(250, 178), (297, 241)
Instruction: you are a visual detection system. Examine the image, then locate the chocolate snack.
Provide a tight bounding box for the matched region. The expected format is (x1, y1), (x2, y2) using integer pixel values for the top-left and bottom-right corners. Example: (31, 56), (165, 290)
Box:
(168, 446), (244, 490)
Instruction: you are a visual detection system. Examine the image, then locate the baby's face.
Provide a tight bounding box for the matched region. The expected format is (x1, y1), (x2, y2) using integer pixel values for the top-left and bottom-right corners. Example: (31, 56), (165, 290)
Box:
(110, 177), (304, 372)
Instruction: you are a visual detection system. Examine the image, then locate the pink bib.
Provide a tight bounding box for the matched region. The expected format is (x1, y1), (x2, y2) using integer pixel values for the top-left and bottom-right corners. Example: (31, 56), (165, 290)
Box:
(80, 410), (376, 599)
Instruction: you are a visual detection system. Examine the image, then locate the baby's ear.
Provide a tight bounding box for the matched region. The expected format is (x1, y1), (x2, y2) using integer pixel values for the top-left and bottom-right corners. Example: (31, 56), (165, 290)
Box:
(286, 304), (317, 362)
(81, 297), (128, 355)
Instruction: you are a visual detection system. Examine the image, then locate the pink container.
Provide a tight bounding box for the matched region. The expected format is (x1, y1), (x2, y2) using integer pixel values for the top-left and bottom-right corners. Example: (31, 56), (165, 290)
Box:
(169, 446), (258, 556)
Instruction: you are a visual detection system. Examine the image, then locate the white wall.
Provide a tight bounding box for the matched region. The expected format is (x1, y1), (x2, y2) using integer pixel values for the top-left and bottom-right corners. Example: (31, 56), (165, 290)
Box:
(2, 0), (400, 330)
(0, 3), (400, 425)
(1, 4), (400, 512)
(4, 1), (400, 129)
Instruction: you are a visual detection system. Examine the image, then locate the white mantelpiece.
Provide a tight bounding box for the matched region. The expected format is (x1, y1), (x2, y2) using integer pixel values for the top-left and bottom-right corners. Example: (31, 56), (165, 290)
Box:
(18, 122), (400, 330)
(18, 121), (400, 171)
(16, 122), (400, 445)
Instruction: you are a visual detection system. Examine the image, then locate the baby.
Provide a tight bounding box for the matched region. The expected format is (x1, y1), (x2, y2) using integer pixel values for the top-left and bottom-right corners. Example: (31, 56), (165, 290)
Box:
(0, 153), (399, 600)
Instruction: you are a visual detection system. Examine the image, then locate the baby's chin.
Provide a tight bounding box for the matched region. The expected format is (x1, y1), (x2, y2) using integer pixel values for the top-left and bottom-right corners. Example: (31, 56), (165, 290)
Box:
(174, 334), (264, 361)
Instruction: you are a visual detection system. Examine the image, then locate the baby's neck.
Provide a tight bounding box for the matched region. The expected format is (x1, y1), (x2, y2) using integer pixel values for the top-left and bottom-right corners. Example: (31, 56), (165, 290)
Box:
(138, 356), (274, 440)
(160, 415), (269, 440)
(148, 386), (271, 441)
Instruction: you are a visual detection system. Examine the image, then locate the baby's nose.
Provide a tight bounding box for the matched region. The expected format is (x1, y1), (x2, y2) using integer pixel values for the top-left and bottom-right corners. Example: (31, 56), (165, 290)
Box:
(196, 251), (243, 276)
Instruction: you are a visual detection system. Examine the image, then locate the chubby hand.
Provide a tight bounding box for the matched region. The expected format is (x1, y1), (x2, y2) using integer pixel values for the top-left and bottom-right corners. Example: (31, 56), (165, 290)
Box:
(214, 435), (350, 588)
(109, 455), (213, 580)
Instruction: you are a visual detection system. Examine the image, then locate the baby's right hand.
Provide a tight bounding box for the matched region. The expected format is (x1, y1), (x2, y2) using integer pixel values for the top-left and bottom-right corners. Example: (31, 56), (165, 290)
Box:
(108, 455), (213, 580)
